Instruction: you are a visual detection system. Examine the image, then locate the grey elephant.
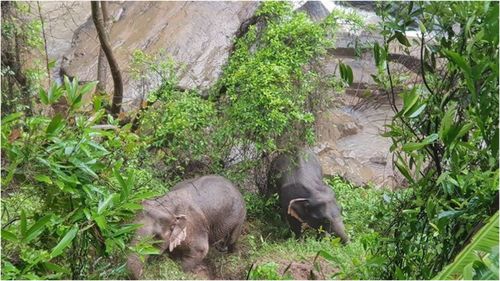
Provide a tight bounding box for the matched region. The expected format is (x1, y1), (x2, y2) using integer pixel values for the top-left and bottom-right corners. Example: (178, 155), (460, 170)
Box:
(126, 175), (246, 279)
(268, 148), (349, 243)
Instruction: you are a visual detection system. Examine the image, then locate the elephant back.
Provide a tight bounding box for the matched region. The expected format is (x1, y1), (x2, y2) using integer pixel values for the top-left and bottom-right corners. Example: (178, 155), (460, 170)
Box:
(172, 175), (246, 240)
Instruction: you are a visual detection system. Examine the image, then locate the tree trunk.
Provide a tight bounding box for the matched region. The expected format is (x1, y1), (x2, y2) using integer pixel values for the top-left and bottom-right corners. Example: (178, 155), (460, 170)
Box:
(95, 1), (111, 94)
(91, 1), (123, 117)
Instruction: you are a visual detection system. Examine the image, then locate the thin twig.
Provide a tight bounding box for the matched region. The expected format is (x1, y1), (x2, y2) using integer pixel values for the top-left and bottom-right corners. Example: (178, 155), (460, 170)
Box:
(37, 1), (51, 85)
(420, 31), (435, 97)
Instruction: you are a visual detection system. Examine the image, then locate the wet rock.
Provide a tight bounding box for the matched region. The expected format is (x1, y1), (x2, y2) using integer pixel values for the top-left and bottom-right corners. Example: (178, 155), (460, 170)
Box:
(314, 81), (404, 188)
(297, 1), (331, 22)
(369, 154), (387, 165)
(60, 1), (259, 109)
(315, 110), (362, 144)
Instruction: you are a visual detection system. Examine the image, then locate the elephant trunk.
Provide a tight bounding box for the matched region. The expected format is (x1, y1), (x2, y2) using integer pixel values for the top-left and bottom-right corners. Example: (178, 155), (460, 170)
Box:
(127, 252), (144, 280)
(329, 217), (349, 244)
(127, 224), (152, 279)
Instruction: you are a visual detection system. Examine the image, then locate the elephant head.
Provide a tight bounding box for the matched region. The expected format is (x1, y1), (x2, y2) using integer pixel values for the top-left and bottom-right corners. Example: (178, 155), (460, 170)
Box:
(127, 204), (189, 279)
(287, 188), (349, 243)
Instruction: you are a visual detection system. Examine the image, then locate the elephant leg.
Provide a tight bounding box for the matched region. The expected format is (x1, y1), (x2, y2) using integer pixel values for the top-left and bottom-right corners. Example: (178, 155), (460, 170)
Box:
(227, 223), (244, 253)
(288, 217), (302, 239)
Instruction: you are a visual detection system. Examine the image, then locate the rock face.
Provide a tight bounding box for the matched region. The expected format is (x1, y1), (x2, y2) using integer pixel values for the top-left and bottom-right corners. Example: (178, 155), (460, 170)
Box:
(60, 1), (259, 108)
(42, 1), (410, 189)
(297, 1), (331, 22)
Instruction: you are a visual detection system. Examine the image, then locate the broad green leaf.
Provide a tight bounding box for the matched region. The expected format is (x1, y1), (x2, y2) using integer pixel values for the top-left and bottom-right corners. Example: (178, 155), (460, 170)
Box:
(395, 31), (411, 47)
(3, 112), (24, 124)
(463, 263), (473, 280)
(402, 142), (427, 152)
(43, 262), (70, 274)
(121, 202), (143, 211)
(98, 194), (115, 215)
(94, 215), (108, 230)
(373, 42), (381, 66)
(455, 123), (473, 142)
(50, 225), (78, 258)
(35, 175), (52, 185)
(395, 158), (414, 184)
(402, 88), (419, 116)
(46, 114), (64, 135)
(318, 250), (336, 261)
(126, 171), (135, 192)
(444, 50), (475, 95)
(402, 134), (438, 152)
(48, 83), (64, 104)
(87, 141), (109, 154)
(439, 104), (456, 143)
(80, 81), (98, 96)
(132, 191), (158, 201)
(22, 215), (52, 243)
(408, 103), (427, 118)
(418, 21), (426, 33)
(70, 158), (98, 178)
(437, 210), (463, 221)
(113, 223), (143, 237)
(395, 266), (406, 279)
(434, 212), (499, 279)
(39, 88), (48, 104)
(1, 230), (17, 242)
(444, 50), (472, 79)
(114, 168), (128, 198)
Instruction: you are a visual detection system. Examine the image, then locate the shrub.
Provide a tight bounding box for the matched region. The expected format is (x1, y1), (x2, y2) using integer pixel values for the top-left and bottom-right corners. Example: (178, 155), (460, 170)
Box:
(214, 2), (337, 155)
(372, 1), (499, 278)
(1, 78), (155, 279)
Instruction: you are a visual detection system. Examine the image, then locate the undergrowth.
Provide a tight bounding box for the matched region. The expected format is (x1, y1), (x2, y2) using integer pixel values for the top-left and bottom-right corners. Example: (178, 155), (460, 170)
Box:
(141, 176), (391, 280)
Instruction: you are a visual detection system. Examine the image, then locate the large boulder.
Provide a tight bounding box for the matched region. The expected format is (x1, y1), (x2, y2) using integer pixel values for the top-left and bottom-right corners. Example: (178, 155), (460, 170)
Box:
(60, 1), (259, 109)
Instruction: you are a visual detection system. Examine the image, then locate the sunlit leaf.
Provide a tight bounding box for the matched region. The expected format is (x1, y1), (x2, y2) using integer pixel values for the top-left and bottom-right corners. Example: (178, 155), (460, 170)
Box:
(50, 225), (79, 258)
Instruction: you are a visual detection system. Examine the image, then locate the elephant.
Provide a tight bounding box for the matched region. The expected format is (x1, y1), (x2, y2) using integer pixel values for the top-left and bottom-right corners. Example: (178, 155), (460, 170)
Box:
(267, 148), (349, 243)
(126, 175), (246, 279)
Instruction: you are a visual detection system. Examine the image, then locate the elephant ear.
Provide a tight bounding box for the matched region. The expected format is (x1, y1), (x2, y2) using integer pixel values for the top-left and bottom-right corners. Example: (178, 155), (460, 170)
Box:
(167, 215), (187, 252)
(287, 198), (309, 223)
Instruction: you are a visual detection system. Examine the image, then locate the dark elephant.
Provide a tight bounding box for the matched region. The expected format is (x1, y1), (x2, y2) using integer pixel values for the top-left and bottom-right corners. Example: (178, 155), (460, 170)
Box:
(126, 175), (246, 279)
(268, 148), (349, 243)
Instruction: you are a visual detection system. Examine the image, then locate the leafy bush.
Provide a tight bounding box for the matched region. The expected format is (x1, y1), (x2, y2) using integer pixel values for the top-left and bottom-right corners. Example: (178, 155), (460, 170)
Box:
(214, 2), (337, 154)
(142, 90), (216, 161)
(434, 212), (499, 280)
(372, 1), (499, 279)
(1, 78), (156, 279)
(326, 176), (391, 238)
(131, 50), (219, 178)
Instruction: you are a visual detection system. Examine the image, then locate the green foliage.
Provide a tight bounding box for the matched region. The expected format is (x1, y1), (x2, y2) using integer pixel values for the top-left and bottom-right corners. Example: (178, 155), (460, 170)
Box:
(129, 49), (180, 100)
(1, 80), (155, 279)
(214, 2), (335, 153)
(373, 1), (499, 279)
(248, 262), (292, 280)
(140, 88), (217, 178)
(434, 212), (499, 280)
(326, 177), (391, 238)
